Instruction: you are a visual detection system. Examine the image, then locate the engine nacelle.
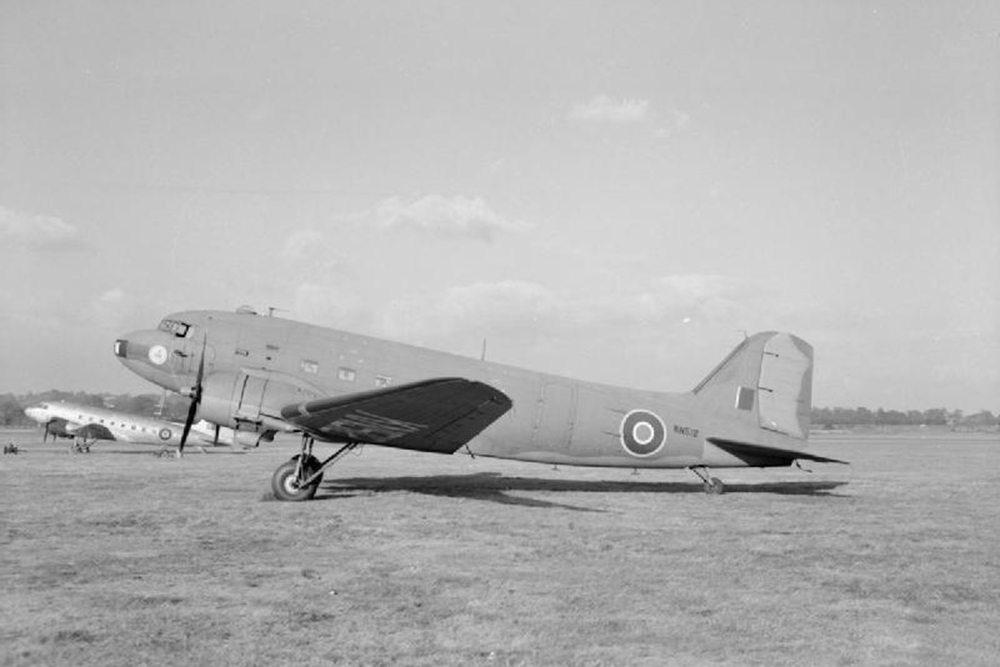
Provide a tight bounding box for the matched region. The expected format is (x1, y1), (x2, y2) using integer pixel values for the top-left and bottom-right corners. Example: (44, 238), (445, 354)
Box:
(195, 369), (324, 433)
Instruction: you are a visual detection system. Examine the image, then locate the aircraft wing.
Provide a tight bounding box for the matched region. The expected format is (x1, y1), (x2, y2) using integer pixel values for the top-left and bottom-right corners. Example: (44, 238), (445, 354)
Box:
(70, 423), (117, 441)
(707, 437), (848, 465)
(280, 378), (512, 454)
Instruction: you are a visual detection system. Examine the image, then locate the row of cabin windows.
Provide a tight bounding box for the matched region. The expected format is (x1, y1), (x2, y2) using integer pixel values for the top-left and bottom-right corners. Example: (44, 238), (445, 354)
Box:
(299, 360), (391, 388)
(79, 415), (153, 433)
(237, 348), (388, 387)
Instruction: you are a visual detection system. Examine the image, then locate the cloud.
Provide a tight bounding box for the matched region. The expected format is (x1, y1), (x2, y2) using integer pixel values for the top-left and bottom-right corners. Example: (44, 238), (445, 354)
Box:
(84, 287), (131, 325)
(280, 229), (349, 277)
(0, 206), (82, 250)
(268, 273), (788, 391)
(291, 282), (371, 330)
(381, 281), (557, 341)
(376, 274), (756, 346)
(282, 229), (327, 260)
(369, 195), (530, 242)
(653, 109), (692, 140)
(569, 96), (691, 141)
(569, 95), (651, 124)
(291, 273), (755, 347)
(98, 287), (125, 304)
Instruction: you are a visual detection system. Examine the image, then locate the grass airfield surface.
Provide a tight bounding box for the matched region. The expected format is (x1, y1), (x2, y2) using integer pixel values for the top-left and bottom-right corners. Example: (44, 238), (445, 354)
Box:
(1, 430), (998, 667)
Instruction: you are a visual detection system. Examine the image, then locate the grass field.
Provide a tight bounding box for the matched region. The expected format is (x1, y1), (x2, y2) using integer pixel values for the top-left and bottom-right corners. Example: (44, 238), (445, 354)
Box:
(1, 429), (998, 666)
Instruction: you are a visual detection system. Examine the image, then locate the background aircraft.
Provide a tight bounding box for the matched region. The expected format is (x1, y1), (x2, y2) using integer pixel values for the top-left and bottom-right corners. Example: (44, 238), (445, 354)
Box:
(23, 400), (257, 453)
(114, 307), (845, 500)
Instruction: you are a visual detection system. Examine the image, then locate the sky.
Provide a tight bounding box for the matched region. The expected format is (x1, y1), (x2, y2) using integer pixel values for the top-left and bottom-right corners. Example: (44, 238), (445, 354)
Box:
(2, 1), (998, 411)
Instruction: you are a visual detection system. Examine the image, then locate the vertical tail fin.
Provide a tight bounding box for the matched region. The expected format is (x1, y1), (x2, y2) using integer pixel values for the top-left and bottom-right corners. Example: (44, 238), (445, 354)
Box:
(692, 332), (813, 439)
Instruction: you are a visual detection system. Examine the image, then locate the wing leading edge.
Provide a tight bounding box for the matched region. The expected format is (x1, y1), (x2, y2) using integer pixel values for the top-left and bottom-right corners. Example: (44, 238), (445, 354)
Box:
(280, 378), (512, 454)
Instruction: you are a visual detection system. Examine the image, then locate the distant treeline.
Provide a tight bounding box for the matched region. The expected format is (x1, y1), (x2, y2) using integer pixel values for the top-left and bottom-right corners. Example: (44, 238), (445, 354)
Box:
(811, 406), (997, 429)
(1, 389), (996, 431)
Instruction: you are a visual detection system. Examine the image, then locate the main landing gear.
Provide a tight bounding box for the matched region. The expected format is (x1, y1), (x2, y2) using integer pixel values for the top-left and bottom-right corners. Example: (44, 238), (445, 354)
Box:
(270, 435), (359, 502)
(689, 466), (725, 495)
(69, 437), (92, 454)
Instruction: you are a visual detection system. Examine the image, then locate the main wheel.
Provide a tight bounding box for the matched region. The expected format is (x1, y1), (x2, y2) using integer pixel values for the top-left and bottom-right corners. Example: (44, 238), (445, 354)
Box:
(271, 455), (323, 501)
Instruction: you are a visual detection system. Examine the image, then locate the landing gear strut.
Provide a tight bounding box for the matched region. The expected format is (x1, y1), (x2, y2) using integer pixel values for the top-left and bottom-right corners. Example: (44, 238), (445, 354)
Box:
(69, 437), (92, 454)
(689, 466), (725, 495)
(270, 435), (359, 502)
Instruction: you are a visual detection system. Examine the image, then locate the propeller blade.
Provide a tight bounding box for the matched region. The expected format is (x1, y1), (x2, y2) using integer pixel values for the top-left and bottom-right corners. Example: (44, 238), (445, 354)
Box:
(178, 335), (208, 456)
(213, 423), (220, 446)
(179, 398), (198, 455)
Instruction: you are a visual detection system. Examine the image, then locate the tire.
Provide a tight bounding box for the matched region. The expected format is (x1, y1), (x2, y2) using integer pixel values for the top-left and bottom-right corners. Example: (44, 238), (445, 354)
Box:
(271, 456), (323, 501)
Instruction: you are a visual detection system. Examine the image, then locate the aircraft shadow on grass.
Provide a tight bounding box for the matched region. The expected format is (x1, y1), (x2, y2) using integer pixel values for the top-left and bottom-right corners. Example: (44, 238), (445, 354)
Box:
(315, 472), (849, 510)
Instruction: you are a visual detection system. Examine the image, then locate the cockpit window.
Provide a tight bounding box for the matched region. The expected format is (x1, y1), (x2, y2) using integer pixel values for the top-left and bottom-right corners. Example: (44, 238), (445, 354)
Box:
(158, 319), (191, 338)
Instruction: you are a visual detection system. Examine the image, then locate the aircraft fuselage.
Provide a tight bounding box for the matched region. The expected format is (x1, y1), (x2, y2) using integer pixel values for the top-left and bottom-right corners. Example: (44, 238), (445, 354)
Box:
(115, 309), (815, 470)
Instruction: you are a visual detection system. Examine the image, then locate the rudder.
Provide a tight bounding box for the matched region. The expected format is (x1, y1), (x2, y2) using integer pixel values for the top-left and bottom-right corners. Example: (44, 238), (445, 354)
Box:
(692, 332), (813, 439)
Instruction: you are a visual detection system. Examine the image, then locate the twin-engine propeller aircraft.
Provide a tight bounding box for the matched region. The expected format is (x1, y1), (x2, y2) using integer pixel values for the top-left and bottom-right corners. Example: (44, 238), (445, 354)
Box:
(114, 307), (845, 500)
(24, 400), (255, 453)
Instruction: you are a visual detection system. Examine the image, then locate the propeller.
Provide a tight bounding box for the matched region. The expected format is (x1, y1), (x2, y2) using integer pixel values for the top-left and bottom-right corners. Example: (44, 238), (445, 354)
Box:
(178, 335), (208, 456)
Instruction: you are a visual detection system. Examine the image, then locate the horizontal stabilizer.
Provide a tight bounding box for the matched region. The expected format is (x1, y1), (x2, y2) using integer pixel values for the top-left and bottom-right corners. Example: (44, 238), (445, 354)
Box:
(281, 378), (512, 454)
(707, 437), (848, 465)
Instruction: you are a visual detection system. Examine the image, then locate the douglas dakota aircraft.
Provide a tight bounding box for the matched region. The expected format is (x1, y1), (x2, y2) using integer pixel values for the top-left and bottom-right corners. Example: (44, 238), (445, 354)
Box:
(114, 307), (845, 501)
(24, 400), (254, 453)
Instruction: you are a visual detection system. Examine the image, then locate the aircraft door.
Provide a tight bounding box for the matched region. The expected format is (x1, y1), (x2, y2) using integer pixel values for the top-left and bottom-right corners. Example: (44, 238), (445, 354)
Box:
(532, 383), (576, 451)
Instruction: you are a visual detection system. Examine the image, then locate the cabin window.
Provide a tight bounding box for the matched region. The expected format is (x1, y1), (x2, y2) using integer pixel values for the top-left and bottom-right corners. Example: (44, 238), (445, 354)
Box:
(338, 367), (356, 382)
(301, 360), (320, 375)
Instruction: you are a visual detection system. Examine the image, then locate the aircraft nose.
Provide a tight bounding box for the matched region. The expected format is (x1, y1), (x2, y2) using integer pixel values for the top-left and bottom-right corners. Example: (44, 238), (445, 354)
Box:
(113, 329), (182, 390)
(114, 330), (167, 366)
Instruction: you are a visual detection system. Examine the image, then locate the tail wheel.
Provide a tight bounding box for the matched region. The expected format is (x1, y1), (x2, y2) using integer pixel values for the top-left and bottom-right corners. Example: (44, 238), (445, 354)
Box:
(271, 455), (323, 501)
(704, 477), (725, 495)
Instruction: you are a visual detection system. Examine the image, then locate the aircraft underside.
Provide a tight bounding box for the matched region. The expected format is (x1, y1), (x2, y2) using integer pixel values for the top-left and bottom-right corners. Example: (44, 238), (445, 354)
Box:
(267, 432), (843, 501)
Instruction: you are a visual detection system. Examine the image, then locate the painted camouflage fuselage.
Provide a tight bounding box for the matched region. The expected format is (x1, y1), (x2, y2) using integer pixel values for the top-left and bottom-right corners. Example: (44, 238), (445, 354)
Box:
(116, 309), (810, 469)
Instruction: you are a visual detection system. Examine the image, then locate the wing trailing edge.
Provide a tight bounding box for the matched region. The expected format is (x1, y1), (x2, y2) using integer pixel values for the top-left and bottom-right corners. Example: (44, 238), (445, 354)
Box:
(707, 437), (848, 466)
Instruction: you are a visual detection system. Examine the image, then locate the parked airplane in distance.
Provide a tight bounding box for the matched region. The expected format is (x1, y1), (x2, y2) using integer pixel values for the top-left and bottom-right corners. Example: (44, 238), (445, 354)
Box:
(114, 307), (846, 500)
(23, 400), (257, 453)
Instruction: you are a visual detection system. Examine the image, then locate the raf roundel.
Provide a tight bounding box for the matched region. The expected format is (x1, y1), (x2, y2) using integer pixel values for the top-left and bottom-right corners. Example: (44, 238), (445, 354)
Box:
(158, 428), (172, 441)
(619, 409), (667, 457)
(148, 345), (168, 366)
